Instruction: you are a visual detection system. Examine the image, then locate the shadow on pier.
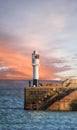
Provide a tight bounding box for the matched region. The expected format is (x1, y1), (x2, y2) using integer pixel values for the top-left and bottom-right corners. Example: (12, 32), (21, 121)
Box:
(39, 87), (77, 110)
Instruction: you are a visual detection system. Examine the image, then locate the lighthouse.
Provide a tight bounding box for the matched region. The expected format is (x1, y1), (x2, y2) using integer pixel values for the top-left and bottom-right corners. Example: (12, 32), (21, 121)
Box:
(32, 50), (40, 87)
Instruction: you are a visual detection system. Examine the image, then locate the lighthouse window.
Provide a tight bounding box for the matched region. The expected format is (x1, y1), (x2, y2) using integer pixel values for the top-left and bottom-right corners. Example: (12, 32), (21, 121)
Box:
(35, 55), (39, 59)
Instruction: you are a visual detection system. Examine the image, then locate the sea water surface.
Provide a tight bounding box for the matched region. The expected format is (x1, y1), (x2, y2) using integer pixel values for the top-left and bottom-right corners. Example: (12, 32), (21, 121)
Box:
(0, 80), (77, 130)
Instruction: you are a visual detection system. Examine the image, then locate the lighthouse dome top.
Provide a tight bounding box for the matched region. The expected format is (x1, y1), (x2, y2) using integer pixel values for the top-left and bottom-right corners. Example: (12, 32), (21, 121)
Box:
(32, 50), (39, 55)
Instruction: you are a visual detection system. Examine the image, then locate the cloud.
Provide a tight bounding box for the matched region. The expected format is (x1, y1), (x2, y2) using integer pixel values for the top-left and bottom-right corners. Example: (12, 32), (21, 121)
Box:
(0, 39), (73, 80)
(0, 66), (9, 71)
(0, 29), (75, 80)
(0, 0), (77, 79)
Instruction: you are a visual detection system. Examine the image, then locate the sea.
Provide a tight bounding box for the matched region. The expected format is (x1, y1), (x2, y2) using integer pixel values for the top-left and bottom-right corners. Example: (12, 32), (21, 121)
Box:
(0, 80), (77, 130)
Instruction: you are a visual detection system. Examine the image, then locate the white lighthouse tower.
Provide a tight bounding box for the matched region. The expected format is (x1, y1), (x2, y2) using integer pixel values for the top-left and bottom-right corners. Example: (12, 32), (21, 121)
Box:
(32, 50), (40, 87)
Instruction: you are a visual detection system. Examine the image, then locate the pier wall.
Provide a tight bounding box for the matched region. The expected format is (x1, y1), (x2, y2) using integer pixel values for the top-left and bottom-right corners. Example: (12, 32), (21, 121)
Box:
(48, 90), (77, 111)
(24, 87), (55, 110)
(24, 79), (77, 110)
(24, 87), (77, 110)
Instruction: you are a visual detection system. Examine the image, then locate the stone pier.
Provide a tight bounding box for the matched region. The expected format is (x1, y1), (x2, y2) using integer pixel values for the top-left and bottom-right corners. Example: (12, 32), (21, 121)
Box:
(24, 79), (77, 111)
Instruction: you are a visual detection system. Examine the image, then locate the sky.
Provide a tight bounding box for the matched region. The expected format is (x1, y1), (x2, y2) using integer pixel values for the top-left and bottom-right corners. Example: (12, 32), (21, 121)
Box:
(0, 0), (77, 80)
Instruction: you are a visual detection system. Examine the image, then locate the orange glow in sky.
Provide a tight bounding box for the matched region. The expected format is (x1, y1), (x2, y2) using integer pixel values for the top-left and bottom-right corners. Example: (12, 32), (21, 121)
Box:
(0, 44), (56, 80)
(0, 0), (77, 80)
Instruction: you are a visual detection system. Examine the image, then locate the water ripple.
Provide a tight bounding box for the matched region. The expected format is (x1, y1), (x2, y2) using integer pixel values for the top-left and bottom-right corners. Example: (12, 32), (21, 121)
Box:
(0, 81), (77, 130)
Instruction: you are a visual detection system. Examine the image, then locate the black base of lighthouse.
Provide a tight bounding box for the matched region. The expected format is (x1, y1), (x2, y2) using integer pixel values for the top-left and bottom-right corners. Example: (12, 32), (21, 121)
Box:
(33, 79), (38, 87)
